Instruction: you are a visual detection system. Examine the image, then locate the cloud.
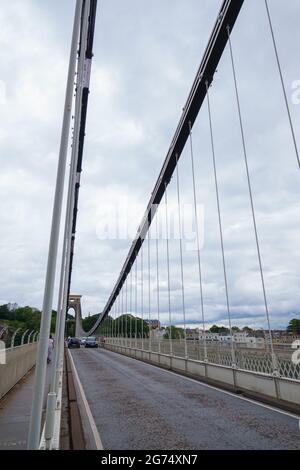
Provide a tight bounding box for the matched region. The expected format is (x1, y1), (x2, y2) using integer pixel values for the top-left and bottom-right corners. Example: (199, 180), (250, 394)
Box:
(0, 0), (300, 331)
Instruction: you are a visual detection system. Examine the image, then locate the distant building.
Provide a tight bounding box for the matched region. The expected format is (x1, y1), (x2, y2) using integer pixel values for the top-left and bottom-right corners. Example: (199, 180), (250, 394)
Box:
(145, 319), (160, 330)
(185, 328), (200, 339)
(198, 331), (265, 348)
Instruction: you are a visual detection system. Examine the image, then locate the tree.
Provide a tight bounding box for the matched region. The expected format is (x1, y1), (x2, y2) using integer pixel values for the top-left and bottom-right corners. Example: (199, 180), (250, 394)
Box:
(209, 325), (229, 334)
(232, 326), (240, 332)
(242, 326), (253, 334)
(287, 318), (300, 335)
(0, 303), (57, 342)
(82, 313), (99, 332)
(96, 315), (149, 338)
(163, 325), (185, 340)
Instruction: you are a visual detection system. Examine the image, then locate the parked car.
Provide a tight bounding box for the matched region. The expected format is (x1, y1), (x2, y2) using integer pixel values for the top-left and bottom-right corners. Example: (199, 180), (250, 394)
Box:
(85, 336), (98, 348)
(67, 337), (81, 349)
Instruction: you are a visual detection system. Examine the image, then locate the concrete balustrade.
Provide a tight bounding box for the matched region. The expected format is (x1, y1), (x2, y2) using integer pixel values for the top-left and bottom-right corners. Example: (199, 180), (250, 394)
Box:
(0, 343), (38, 400)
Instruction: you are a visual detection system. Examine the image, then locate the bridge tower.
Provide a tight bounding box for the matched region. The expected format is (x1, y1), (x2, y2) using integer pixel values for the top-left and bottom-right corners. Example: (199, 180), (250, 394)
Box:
(68, 294), (85, 338)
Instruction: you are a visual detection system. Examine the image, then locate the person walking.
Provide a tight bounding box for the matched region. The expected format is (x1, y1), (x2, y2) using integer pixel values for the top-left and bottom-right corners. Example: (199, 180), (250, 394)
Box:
(47, 335), (54, 364)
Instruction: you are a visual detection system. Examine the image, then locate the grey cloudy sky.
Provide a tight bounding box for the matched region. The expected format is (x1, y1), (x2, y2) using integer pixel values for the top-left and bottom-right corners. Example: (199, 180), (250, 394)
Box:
(0, 0), (299, 330)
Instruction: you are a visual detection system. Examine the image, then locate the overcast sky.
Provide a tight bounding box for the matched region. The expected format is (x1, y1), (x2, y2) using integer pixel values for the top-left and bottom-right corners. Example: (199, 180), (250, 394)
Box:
(0, 0), (299, 330)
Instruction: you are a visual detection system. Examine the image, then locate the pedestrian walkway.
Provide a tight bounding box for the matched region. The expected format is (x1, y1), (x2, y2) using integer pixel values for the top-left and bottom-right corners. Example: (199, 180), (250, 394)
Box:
(0, 365), (51, 450)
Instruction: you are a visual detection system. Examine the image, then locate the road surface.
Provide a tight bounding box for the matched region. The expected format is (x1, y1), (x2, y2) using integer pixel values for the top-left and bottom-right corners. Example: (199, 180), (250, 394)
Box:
(70, 347), (300, 450)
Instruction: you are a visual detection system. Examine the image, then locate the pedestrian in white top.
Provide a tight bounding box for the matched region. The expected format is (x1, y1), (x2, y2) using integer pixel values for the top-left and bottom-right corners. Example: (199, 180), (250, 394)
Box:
(47, 335), (54, 364)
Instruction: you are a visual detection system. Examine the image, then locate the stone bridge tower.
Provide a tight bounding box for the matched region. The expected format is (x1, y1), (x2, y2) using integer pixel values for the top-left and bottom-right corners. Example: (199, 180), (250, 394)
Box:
(68, 294), (85, 338)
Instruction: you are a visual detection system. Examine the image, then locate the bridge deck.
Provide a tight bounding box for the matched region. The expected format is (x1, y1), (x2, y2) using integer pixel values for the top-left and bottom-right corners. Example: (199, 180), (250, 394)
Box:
(70, 348), (300, 450)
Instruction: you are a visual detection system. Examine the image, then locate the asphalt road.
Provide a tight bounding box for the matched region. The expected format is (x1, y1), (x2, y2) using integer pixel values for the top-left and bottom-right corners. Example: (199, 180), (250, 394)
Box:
(70, 348), (300, 450)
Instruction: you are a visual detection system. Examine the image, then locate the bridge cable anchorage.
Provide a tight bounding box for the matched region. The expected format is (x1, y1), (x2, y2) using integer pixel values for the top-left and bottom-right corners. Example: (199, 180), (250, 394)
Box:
(227, 25), (278, 375)
(148, 226), (151, 352)
(205, 80), (236, 368)
(164, 182), (173, 356)
(141, 243), (144, 350)
(264, 0), (300, 171)
(155, 211), (161, 355)
(175, 154), (188, 359)
(130, 263), (133, 349)
(188, 121), (208, 362)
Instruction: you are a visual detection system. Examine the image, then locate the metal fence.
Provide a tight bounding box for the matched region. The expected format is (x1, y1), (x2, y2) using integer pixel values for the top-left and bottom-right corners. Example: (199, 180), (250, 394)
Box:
(106, 338), (300, 381)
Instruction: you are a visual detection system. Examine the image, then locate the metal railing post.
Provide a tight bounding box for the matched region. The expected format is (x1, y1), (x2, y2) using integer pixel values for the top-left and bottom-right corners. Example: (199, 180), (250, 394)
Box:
(10, 328), (21, 348)
(27, 330), (35, 344)
(33, 331), (39, 342)
(21, 329), (29, 346)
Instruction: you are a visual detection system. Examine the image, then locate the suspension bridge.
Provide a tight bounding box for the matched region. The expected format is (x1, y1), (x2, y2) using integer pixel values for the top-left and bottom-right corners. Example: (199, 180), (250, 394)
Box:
(0, 0), (300, 451)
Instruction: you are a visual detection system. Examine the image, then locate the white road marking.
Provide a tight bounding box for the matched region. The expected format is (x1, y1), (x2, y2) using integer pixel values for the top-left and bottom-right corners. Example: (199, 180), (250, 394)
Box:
(67, 349), (103, 450)
(100, 347), (300, 421)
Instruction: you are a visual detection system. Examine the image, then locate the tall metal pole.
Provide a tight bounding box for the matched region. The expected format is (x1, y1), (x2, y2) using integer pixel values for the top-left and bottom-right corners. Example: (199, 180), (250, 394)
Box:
(50, 0), (90, 396)
(27, 0), (83, 450)
(53, 0), (91, 396)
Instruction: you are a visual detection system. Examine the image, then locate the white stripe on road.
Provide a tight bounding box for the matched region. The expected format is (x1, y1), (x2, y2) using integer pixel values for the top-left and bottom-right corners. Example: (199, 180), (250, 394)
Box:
(67, 349), (103, 450)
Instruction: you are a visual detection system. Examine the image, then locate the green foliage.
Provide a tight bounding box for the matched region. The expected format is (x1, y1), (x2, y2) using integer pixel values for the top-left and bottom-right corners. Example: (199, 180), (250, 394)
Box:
(82, 313), (99, 332)
(242, 326), (253, 334)
(0, 303), (57, 345)
(287, 318), (300, 334)
(209, 324), (230, 334)
(232, 326), (241, 332)
(97, 315), (149, 338)
(163, 325), (185, 340)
